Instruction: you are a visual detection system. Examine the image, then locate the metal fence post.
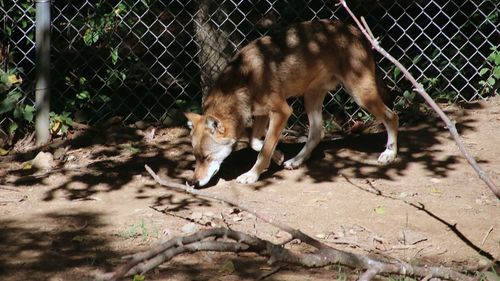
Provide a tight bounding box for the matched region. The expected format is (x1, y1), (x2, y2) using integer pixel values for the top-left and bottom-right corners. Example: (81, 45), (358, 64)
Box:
(35, 0), (51, 145)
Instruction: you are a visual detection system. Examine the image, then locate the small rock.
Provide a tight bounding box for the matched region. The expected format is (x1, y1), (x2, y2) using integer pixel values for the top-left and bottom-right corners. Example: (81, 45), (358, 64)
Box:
(315, 233), (327, 239)
(31, 151), (54, 170)
(181, 222), (198, 234)
(430, 178), (443, 183)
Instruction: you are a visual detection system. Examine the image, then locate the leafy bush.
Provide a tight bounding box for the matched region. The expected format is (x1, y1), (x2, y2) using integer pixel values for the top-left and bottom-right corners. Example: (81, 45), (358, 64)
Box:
(0, 68), (34, 139)
(478, 46), (500, 96)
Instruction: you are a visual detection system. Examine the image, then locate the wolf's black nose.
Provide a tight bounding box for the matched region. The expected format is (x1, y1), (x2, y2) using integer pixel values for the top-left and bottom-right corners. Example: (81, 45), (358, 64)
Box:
(188, 179), (200, 189)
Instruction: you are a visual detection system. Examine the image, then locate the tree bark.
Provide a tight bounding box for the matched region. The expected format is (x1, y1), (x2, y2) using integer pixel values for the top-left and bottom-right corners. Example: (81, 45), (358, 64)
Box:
(194, 0), (234, 99)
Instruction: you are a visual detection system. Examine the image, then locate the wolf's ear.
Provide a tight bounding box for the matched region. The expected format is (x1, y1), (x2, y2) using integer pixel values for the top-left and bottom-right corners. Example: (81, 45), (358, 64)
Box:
(184, 112), (202, 130)
(206, 115), (225, 135)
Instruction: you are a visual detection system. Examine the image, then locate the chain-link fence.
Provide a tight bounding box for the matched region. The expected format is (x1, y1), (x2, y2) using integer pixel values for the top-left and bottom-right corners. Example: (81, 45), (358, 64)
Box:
(1, 0), (498, 140)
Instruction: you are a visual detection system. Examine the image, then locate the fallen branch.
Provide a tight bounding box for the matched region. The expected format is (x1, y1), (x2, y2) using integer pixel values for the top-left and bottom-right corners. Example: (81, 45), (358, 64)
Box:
(338, 0), (499, 199)
(100, 166), (473, 281)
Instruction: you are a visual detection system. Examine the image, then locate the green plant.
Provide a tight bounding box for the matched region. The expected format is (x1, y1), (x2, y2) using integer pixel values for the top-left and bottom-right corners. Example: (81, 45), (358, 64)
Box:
(121, 219), (159, 241)
(0, 69), (34, 138)
(479, 46), (500, 96)
(49, 111), (73, 136)
(0, 0), (35, 43)
(423, 76), (457, 103)
(476, 265), (500, 281)
(132, 274), (145, 281)
(63, 75), (111, 115)
(337, 265), (347, 281)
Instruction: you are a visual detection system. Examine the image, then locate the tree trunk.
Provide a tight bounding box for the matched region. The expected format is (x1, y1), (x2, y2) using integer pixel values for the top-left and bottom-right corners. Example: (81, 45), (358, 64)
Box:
(194, 0), (234, 99)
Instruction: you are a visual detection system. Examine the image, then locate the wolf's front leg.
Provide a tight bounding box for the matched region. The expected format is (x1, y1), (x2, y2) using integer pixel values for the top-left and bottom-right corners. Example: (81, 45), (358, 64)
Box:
(236, 103), (292, 184)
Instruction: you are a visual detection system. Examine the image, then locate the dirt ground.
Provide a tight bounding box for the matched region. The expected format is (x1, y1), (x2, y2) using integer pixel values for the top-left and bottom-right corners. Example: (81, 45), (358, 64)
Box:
(1, 96), (499, 281)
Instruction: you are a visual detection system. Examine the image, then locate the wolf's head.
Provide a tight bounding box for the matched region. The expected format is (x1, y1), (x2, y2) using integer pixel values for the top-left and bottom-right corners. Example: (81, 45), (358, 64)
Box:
(184, 112), (236, 187)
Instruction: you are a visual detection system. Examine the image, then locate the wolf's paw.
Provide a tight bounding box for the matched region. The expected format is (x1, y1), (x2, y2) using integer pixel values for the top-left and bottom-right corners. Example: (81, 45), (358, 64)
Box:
(377, 149), (397, 165)
(236, 171), (259, 184)
(283, 158), (304, 170)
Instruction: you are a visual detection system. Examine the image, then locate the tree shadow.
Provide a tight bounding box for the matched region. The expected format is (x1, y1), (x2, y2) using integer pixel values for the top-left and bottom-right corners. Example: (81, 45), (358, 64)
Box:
(2, 99), (487, 207)
(0, 211), (118, 280)
(233, 104), (483, 191)
(5, 125), (195, 202)
(342, 176), (499, 264)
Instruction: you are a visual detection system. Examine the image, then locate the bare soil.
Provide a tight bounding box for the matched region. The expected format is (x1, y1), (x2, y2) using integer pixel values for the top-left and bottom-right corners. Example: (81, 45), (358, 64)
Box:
(1, 96), (499, 281)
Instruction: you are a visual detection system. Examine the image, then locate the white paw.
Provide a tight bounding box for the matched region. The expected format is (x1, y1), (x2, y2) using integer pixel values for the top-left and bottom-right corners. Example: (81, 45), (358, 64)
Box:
(377, 149), (397, 165)
(236, 171), (259, 184)
(283, 158), (304, 170)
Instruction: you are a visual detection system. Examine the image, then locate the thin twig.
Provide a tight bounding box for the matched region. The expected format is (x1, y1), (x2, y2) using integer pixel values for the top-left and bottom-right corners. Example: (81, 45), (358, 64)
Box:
(258, 265), (284, 280)
(480, 226), (493, 246)
(338, 0), (499, 198)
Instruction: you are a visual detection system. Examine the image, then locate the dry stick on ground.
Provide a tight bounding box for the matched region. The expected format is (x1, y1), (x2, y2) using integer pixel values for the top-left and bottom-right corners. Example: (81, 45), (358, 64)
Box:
(338, 0), (500, 199)
(102, 165), (473, 281)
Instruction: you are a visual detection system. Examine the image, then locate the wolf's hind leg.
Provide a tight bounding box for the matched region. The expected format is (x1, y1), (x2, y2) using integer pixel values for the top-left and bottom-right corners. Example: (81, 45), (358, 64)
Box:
(345, 74), (399, 164)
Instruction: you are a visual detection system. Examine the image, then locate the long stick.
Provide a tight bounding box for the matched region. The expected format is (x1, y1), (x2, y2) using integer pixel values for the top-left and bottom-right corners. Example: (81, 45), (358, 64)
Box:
(338, 0), (499, 198)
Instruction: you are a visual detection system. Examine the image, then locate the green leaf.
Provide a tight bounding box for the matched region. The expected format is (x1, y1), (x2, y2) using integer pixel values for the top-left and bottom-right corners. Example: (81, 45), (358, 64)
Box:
(493, 67), (500, 79)
(219, 260), (235, 274)
(111, 47), (118, 65)
(0, 147), (9, 156)
(479, 68), (489, 76)
(487, 77), (496, 86)
(412, 54), (422, 64)
(0, 91), (22, 114)
(79, 77), (87, 85)
(393, 67), (401, 79)
(494, 53), (500, 65)
(403, 91), (416, 103)
(5, 26), (12, 36)
(83, 29), (93, 46)
(120, 143), (141, 154)
(431, 187), (443, 194)
(23, 105), (35, 122)
(8, 122), (18, 136)
(132, 274), (145, 281)
(98, 94), (111, 102)
(72, 235), (85, 243)
(83, 29), (99, 46)
(374, 206), (386, 215)
(76, 90), (90, 100)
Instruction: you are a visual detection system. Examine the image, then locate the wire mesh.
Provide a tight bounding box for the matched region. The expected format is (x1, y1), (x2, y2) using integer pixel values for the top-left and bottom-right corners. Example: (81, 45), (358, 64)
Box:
(1, 0), (498, 138)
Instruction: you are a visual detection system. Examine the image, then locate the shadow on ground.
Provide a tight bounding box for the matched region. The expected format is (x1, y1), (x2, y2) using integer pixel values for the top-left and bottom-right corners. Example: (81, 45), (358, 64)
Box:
(0, 211), (114, 280)
(1, 100), (496, 279)
(3, 102), (484, 203)
(220, 104), (482, 190)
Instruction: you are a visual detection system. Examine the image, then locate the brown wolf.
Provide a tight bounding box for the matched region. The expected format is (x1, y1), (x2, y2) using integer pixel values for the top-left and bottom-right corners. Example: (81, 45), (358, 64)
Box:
(185, 19), (398, 187)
